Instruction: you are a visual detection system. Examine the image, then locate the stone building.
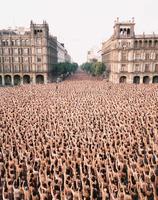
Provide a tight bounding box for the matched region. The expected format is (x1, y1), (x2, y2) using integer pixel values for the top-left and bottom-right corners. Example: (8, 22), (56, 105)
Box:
(64, 49), (71, 63)
(57, 42), (71, 63)
(102, 18), (158, 83)
(87, 46), (101, 63)
(0, 21), (59, 86)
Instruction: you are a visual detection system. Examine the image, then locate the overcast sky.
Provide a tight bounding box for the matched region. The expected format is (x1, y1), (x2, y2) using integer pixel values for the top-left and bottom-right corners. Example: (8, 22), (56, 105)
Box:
(0, 0), (158, 64)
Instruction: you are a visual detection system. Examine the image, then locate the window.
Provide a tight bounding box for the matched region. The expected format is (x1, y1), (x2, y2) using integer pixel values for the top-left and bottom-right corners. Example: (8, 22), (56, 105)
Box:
(9, 57), (12, 63)
(23, 48), (28, 55)
(16, 40), (20, 46)
(19, 49), (22, 55)
(22, 40), (25, 46)
(0, 49), (2, 55)
(14, 57), (18, 62)
(0, 65), (3, 73)
(14, 48), (18, 55)
(134, 41), (138, 48)
(4, 48), (9, 55)
(120, 64), (127, 72)
(28, 57), (32, 63)
(28, 48), (31, 55)
(4, 65), (11, 73)
(135, 53), (140, 60)
(6, 40), (9, 46)
(37, 39), (41, 45)
(145, 53), (150, 60)
(23, 57), (28, 62)
(121, 52), (128, 61)
(4, 57), (9, 63)
(145, 64), (150, 72)
(9, 49), (13, 55)
(26, 40), (30, 46)
(135, 64), (140, 72)
(23, 65), (29, 72)
(36, 65), (42, 72)
(11, 40), (15, 46)
(155, 54), (158, 60)
(37, 57), (42, 62)
(14, 65), (20, 73)
(155, 64), (158, 72)
(2, 40), (6, 46)
(149, 40), (152, 47)
(37, 48), (42, 54)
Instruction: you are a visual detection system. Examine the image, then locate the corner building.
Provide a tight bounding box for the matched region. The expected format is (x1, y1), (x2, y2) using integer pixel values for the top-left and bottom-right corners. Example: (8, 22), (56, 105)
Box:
(0, 21), (58, 86)
(102, 18), (158, 84)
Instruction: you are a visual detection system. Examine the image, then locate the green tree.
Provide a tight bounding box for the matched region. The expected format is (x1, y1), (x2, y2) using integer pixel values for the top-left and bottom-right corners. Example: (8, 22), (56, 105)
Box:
(52, 62), (78, 77)
(81, 62), (106, 76)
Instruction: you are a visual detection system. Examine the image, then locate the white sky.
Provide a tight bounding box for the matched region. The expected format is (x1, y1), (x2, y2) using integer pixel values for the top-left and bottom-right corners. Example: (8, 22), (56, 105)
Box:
(0, 0), (158, 64)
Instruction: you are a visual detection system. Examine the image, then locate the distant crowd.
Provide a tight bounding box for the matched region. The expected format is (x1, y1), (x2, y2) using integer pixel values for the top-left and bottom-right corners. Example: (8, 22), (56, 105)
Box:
(0, 78), (158, 199)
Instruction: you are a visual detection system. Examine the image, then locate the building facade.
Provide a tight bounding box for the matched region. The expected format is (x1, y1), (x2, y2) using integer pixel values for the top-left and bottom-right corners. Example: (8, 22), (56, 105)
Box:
(0, 21), (70, 86)
(87, 47), (101, 63)
(64, 49), (71, 63)
(57, 42), (66, 63)
(57, 42), (71, 63)
(102, 18), (158, 84)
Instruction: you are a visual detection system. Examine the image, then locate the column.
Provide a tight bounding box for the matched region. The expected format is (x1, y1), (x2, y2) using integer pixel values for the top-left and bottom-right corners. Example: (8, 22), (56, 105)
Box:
(32, 74), (36, 84)
(2, 75), (5, 86)
(140, 76), (143, 84)
(149, 76), (153, 84)
(128, 74), (133, 84)
(44, 74), (47, 84)
(11, 75), (14, 86)
(21, 76), (23, 85)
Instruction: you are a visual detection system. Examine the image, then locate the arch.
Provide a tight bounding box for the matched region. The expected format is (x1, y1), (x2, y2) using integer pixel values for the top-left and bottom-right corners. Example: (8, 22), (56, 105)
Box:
(144, 40), (148, 47)
(120, 28), (123, 35)
(139, 40), (142, 47)
(0, 76), (2, 85)
(134, 40), (138, 48)
(143, 76), (150, 84)
(14, 75), (21, 86)
(153, 76), (158, 83)
(154, 40), (158, 47)
(4, 75), (12, 85)
(127, 28), (130, 35)
(36, 75), (44, 84)
(149, 40), (152, 47)
(123, 28), (127, 35)
(133, 76), (140, 84)
(119, 76), (127, 83)
(23, 75), (31, 84)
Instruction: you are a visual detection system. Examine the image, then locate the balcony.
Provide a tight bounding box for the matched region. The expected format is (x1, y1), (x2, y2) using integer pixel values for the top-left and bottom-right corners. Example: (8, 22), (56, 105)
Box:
(120, 70), (128, 73)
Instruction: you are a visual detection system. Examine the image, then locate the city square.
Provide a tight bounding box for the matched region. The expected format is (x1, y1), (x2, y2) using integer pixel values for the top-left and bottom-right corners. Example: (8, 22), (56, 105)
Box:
(1, 0), (158, 199)
(0, 71), (158, 199)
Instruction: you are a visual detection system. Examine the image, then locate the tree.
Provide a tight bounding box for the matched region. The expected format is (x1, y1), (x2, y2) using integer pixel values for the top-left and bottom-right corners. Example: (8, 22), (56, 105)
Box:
(52, 62), (78, 77)
(81, 62), (106, 76)
(94, 62), (106, 75)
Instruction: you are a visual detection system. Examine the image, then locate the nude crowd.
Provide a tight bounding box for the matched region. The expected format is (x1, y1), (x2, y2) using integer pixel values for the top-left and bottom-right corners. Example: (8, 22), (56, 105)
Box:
(0, 79), (158, 200)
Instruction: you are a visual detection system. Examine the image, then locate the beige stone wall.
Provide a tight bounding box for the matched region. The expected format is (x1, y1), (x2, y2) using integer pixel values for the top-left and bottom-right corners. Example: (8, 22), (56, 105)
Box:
(0, 21), (58, 85)
(102, 20), (158, 84)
